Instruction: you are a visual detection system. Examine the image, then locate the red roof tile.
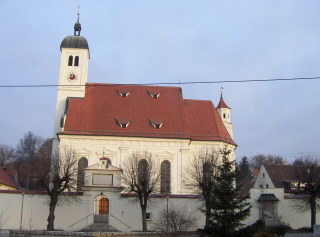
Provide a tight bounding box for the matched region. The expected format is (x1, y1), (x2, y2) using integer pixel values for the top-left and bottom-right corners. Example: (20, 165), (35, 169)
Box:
(61, 83), (235, 145)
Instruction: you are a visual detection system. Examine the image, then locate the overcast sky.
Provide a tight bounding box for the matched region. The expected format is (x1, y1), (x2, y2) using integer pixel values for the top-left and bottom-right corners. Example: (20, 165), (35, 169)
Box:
(1, 1), (320, 162)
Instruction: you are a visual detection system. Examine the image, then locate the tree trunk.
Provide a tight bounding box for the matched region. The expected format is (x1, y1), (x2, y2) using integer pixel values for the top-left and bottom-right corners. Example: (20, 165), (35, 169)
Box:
(47, 195), (58, 231)
(139, 194), (148, 232)
(141, 204), (147, 232)
(205, 199), (211, 229)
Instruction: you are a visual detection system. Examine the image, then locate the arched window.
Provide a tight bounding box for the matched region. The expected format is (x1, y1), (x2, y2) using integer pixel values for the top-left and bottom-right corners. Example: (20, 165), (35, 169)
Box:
(203, 161), (213, 187)
(74, 56), (79, 66)
(161, 160), (171, 193)
(68, 56), (73, 66)
(138, 159), (148, 184)
(77, 157), (88, 191)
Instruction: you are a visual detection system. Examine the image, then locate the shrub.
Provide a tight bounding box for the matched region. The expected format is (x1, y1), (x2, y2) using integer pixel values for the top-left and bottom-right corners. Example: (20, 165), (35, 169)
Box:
(254, 232), (276, 237)
(297, 226), (313, 232)
(268, 224), (290, 237)
(235, 220), (265, 237)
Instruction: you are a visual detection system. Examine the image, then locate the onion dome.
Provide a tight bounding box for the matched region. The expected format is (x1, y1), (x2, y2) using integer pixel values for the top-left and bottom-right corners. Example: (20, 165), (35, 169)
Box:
(60, 12), (89, 50)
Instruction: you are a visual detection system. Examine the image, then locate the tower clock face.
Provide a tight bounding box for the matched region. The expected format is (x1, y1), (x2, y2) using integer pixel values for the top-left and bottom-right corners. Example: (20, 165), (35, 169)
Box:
(66, 72), (78, 82)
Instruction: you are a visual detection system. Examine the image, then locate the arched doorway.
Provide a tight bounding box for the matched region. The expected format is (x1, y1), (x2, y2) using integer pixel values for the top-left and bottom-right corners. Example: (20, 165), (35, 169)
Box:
(99, 198), (109, 214)
(94, 195), (109, 223)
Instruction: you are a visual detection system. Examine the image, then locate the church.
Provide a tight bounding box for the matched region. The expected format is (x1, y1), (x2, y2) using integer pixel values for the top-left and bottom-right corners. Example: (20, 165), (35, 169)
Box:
(50, 14), (236, 231)
(0, 15), (236, 232)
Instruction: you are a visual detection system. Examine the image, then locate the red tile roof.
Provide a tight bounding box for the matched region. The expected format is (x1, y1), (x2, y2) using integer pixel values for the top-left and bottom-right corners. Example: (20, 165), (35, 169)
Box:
(216, 94), (230, 109)
(0, 168), (19, 189)
(61, 83), (235, 145)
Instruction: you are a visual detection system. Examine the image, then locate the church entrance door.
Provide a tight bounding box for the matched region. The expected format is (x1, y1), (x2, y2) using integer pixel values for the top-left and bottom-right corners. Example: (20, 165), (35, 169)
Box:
(94, 196), (109, 223)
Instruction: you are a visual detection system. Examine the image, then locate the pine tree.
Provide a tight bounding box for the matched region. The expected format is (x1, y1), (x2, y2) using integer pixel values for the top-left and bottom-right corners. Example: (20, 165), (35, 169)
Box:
(237, 156), (252, 184)
(206, 147), (251, 236)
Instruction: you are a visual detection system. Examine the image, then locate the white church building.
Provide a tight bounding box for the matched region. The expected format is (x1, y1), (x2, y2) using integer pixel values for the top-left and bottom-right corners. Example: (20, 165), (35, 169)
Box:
(0, 15), (237, 232)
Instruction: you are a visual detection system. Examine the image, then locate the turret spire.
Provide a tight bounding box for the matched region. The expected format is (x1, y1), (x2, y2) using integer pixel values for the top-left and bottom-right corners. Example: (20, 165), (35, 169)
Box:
(74, 10), (81, 36)
(217, 92), (230, 109)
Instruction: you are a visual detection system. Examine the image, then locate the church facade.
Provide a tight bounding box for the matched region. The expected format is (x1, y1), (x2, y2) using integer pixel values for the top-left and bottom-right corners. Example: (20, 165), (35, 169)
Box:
(0, 15), (237, 232)
(50, 15), (236, 231)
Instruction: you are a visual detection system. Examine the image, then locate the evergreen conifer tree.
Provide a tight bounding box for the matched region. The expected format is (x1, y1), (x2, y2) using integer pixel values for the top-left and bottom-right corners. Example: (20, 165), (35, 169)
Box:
(237, 156), (252, 184)
(206, 147), (251, 236)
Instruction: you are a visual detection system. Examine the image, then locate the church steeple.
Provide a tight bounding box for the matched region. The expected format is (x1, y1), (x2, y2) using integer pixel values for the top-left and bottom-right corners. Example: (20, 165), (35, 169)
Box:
(216, 92), (233, 139)
(53, 13), (90, 152)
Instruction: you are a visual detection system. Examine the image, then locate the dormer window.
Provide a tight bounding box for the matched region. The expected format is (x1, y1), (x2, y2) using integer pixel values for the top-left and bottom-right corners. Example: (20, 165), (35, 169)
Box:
(148, 91), (160, 99)
(149, 119), (164, 129)
(115, 118), (131, 128)
(117, 90), (130, 97)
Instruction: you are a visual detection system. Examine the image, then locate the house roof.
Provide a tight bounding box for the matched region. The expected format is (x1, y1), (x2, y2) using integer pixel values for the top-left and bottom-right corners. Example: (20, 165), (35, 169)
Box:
(0, 168), (19, 189)
(264, 164), (299, 188)
(60, 83), (235, 145)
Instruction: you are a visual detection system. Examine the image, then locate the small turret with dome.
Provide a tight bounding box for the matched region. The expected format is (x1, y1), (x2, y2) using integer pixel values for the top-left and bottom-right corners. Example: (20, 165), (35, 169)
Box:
(216, 92), (233, 139)
(60, 12), (89, 51)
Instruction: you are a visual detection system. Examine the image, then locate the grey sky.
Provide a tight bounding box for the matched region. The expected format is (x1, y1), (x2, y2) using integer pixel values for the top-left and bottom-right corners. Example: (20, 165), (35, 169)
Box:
(1, 1), (320, 161)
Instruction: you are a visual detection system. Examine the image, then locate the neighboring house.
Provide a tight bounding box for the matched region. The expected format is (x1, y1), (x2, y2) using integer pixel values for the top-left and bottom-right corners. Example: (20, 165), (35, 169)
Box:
(0, 168), (19, 190)
(248, 164), (320, 228)
(253, 164), (301, 191)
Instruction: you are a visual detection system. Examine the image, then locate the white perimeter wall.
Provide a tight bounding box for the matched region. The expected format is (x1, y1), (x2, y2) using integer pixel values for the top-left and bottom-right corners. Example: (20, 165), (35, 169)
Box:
(1, 188), (319, 232)
(245, 188), (320, 229)
(0, 191), (205, 232)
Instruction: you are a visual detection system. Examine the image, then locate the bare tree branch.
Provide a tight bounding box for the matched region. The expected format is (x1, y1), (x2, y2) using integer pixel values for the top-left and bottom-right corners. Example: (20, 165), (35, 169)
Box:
(121, 151), (161, 231)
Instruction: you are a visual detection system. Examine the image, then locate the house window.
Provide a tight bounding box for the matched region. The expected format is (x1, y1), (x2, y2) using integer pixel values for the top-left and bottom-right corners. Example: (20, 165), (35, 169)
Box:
(223, 113), (226, 118)
(74, 56), (79, 66)
(68, 56), (73, 66)
(259, 185), (262, 188)
(161, 160), (171, 193)
(146, 212), (153, 220)
(263, 173), (265, 178)
(266, 184), (269, 188)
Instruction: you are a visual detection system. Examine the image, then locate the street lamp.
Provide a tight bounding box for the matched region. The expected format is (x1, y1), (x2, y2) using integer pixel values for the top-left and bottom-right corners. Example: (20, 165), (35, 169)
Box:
(166, 192), (170, 232)
(20, 189), (26, 230)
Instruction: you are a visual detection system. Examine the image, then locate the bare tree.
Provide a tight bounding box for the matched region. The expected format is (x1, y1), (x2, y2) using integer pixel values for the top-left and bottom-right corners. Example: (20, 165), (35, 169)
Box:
(121, 151), (161, 232)
(184, 148), (219, 229)
(0, 144), (15, 166)
(32, 148), (79, 231)
(289, 155), (320, 230)
(249, 154), (287, 170)
(16, 131), (44, 189)
(152, 204), (198, 236)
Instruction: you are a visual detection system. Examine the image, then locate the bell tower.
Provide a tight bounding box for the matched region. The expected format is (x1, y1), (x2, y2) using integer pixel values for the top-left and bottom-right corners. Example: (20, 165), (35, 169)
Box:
(53, 12), (90, 150)
(216, 93), (233, 139)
